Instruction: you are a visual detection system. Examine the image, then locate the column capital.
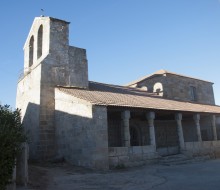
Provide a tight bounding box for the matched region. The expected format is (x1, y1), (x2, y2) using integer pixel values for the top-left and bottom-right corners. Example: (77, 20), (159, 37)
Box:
(193, 113), (200, 122)
(146, 111), (155, 120)
(121, 110), (130, 120)
(175, 113), (182, 121)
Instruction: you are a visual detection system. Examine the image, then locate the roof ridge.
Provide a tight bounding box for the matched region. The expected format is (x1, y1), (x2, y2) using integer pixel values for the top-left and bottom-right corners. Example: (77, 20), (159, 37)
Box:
(125, 69), (213, 86)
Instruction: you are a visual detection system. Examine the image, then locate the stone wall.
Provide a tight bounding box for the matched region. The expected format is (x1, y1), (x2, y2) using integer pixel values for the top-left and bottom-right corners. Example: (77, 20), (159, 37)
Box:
(55, 89), (109, 170)
(137, 74), (215, 105)
(136, 75), (167, 96)
(68, 46), (88, 88)
(17, 17), (89, 161)
(109, 146), (158, 168)
(16, 65), (41, 159)
(184, 141), (220, 158)
(23, 17), (50, 74)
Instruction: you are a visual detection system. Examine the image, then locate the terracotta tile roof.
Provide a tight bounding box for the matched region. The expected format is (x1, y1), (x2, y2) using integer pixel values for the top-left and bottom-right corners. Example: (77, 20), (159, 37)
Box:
(126, 69), (213, 86)
(57, 81), (220, 114)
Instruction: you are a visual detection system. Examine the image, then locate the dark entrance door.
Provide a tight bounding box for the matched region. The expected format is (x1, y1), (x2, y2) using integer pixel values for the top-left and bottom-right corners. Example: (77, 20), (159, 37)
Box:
(155, 121), (179, 156)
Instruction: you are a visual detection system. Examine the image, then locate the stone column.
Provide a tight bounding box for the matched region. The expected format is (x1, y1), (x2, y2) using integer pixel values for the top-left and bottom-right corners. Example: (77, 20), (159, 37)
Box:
(211, 115), (218, 141)
(193, 114), (202, 142)
(121, 110), (131, 147)
(7, 166), (16, 190)
(146, 112), (156, 147)
(16, 143), (28, 186)
(175, 113), (185, 150)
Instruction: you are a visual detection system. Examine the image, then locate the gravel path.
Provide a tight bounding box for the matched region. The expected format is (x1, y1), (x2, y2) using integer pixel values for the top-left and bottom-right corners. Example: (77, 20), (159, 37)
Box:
(17, 159), (220, 190)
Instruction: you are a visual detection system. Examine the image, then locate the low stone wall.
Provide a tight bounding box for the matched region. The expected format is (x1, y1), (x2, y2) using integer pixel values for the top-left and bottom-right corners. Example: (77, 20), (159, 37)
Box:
(6, 143), (28, 190)
(184, 141), (220, 158)
(109, 146), (158, 168)
(6, 167), (16, 190)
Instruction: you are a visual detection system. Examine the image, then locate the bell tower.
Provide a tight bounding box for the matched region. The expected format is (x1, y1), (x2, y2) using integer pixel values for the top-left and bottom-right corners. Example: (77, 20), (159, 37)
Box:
(16, 17), (88, 160)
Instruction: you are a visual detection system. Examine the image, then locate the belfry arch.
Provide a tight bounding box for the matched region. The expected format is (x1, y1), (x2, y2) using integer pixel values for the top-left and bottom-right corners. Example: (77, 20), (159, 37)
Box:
(29, 36), (34, 67)
(37, 25), (43, 59)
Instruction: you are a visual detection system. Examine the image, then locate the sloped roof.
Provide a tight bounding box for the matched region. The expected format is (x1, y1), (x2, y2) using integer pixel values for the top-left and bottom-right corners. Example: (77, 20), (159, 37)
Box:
(57, 81), (220, 114)
(126, 69), (213, 86)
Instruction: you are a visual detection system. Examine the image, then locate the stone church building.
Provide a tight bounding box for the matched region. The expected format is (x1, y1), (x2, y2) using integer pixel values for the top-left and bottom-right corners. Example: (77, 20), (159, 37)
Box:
(16, 17), (220, 170)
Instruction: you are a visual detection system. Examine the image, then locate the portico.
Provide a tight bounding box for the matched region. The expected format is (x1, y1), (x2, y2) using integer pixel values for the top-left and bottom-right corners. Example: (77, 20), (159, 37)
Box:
(107, 107), (220, 167)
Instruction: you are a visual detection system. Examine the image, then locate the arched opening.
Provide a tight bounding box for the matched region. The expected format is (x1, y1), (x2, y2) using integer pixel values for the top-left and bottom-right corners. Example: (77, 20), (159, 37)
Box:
(140, 86), (148, 91)
(153, 82), (163, 96)
(37, 25), (43, 59)
(29, 36), (34, 67)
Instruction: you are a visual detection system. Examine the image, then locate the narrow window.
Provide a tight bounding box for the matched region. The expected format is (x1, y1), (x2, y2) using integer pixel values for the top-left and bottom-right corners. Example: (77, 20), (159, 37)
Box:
(37, 25), (43, 59)
(190, 86), (197, 101)
(29, 36), (34, 67)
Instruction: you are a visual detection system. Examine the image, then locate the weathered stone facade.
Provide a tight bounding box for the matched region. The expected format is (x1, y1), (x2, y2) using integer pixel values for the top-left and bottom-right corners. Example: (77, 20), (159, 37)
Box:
(17, 17), (88, 161)
(55, 89), (109, 170)
(128, 70), (215, 105)
(16, 16), (220, 171)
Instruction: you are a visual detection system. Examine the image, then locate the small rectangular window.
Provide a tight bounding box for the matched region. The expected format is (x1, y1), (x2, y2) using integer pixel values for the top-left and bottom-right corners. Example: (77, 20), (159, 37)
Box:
(190, 86), (197, 101)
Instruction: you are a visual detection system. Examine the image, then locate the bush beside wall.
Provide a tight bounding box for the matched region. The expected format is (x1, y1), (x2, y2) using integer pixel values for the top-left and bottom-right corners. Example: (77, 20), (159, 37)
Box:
(0, 105), (26, 190)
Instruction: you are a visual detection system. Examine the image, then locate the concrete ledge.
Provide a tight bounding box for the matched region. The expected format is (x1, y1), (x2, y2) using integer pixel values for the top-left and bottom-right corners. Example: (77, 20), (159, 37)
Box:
(116, 147), (128, 156)
(213, 141), (220, 147)
(132, 146), (142, 154)
(214, 149), (220, 158)
(184, 140), (220, 158)
(129, 154), (143, 162)
(202, 141), (212, 148)
(142, 145), (155, 153)
(109, 157), (119, 167)
(108, 146), (158, 168)
(185, 142), (193, 150)
(118, 156), (129, 164)
(108, 147), (117, 157)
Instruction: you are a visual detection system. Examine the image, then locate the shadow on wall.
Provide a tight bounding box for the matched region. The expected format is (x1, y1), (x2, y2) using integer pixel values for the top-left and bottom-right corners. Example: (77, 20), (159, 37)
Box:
(22, 102), (41, 160)
(22, 102), (109, 170)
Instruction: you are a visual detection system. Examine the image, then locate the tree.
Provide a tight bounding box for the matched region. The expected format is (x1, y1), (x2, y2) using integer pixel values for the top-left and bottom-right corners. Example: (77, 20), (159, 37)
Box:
(0, 105), (26, 190)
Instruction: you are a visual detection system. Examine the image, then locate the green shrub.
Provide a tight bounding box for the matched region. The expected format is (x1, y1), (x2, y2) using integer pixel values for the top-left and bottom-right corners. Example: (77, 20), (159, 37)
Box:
(0, 105), (26, 190)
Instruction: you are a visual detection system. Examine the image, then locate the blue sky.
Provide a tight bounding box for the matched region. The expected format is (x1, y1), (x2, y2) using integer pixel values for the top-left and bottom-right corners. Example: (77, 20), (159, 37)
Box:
(0, 0), (220, 107)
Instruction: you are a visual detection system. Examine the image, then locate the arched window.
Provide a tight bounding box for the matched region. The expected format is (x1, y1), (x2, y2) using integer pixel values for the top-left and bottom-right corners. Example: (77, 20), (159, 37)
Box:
(153, 82), (163, 96)
(29, 36), (34, 67)
(37, 25), (43, 59)
(141, 86), (148, 91)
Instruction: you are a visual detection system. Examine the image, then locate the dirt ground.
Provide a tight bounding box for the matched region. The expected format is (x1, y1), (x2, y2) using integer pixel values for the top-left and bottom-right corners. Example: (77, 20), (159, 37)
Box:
(17, 159), (220, 190)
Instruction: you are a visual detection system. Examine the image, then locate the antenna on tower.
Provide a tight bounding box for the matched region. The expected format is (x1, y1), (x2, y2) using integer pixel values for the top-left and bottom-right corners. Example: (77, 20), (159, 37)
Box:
(40, 9), (45, 17)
